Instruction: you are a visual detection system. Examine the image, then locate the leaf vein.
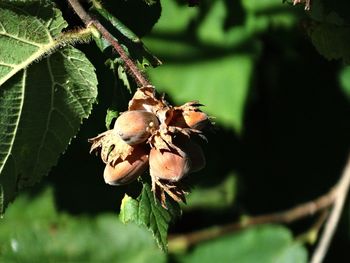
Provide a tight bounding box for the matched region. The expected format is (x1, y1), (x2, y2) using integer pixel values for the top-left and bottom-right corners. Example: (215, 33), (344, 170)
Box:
(0, 62), (15, 68)
(0, 41), (56, 86)
(0, 71), (25, 173)
(0, 21), (5, 32)
(31, 58), (55, 175)
(0, 31), (43, 47)
(53, 107), (75, 132)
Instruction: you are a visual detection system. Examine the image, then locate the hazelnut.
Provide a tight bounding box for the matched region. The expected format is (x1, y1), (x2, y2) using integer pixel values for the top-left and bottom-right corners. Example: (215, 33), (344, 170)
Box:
(149, 148), (191, 182)
(170, 110), (209, 130)
(114, 110), (159, 145)
(103, 145), (149, 185)
(174, 135), (206, 173)
(183, 111), (209, 130)
(184, 141), (206, 173)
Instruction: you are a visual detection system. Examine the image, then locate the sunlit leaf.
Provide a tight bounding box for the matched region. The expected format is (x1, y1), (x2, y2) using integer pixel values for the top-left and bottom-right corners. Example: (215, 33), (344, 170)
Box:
(0, 46), (98, 213)
(144, 0), (262, 132)
(0, 1), (98, 213)
(120, 182), (181, 251)
(0, 1), (67, 86)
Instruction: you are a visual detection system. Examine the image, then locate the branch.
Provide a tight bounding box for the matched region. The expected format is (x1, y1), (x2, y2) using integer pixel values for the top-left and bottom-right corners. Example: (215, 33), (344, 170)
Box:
(310, 157), (350, 263)
(90, 0), (162, 67)
(67, 0), (150, 87)
(296, 209), (329, 245)
(169, 156), (350, 252)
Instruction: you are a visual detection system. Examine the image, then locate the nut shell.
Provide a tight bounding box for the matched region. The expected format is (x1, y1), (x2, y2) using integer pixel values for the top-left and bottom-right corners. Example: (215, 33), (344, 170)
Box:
(114, 110), (159, 145)
(103, 146), (149, 185)
(183, 141), (206, 173)
(170, 110), (209, 130)
(183, 111), (209, 130)
(149, 148), (191, 182)
(174, 136), (206, 173)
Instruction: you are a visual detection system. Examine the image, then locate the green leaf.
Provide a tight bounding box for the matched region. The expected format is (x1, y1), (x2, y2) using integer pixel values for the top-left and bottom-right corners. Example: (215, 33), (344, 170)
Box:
(0, 1), (67, 86)
(182, 174), (237, 211)
(150, 0), (198, 33)
(105, 108), (119, 129)
(308, 0), (350, 26)
(307, 23), (350, 63)
(305, 0), (350, 63)
(0, 45), (98, 213)
(120, 182), (181, 251)
(339, 65), (350, 100)
(92, 0), (141, 44)
(146, 49), (256, 132)
(244, 0), (288, 12)
(0, 188), (166, 263)
(175, 225), (307, 263)
(0, 1), (98, 213)
(90, 0), (162, 67)
(117, 63), (132, 93)
(145, 0), (296, 133)
(144, 0), (303, 131)
(144, 0), (262, 132)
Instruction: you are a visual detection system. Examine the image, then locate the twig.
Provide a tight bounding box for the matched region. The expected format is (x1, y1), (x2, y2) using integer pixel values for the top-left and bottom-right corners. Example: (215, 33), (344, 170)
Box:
(296, 209), (329, 245)
(90, 0), (162, 67)
(67, 0), (150, 87)
(310, 157), (350, 263)
(168, 156), (350, 252)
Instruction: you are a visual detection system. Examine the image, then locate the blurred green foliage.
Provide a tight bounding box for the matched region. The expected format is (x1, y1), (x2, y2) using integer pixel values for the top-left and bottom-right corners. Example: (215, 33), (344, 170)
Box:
(1, 0), (350, 262)
(0, 188), (165, 263)
(174, 225), (307, 263)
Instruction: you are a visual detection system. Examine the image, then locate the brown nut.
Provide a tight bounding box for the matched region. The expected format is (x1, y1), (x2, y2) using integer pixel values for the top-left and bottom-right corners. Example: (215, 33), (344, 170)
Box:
(149, 148), (191, 182)
(170, 110), (209, 130)
(174, 135), (206, 173)
(184, 141), (206, 173)
(114, 110), (159, 145)
(183, 111), (209, 130)
(103, 146), (149, 185)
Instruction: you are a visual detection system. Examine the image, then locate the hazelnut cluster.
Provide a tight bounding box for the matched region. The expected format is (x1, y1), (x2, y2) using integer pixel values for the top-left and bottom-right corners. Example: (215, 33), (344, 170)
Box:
(89, 86), (210, 206)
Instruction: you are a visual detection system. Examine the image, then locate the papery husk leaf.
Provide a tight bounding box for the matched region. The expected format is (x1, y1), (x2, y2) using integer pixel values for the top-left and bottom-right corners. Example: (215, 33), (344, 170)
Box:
(89, 130), (134, 163)
(128, 85), (163, 112)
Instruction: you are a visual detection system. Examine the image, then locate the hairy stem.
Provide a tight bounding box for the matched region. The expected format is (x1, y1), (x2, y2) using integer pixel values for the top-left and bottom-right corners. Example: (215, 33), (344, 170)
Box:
(56, 27), (93, 44)
(169, 156), (350, 252)
(67, 0), (150, 87)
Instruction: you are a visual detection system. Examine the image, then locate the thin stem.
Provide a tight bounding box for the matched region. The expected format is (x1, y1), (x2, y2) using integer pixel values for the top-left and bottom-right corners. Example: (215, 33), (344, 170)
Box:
(296, 209), (329, 245)
(56, 27), (93, 44)
(90, 0), (162, 67)
(169, 156), (350, 252)
(310, 157), (350, 263)
(67, 0), (150, 87)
